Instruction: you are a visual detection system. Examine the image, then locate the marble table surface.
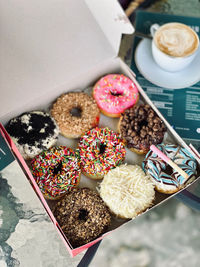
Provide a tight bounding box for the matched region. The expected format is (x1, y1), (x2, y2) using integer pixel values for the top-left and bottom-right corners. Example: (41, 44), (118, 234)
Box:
(0, 134), (85, 266)
(90, 197), (200, 267)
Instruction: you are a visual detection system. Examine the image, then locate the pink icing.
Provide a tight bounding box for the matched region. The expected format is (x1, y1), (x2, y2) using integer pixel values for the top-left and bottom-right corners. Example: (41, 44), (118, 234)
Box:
(93, 74), (139, 115)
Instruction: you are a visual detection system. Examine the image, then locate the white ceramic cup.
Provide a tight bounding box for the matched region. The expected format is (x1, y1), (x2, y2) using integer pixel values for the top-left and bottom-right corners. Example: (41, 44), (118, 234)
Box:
(150, 22), (199, 72)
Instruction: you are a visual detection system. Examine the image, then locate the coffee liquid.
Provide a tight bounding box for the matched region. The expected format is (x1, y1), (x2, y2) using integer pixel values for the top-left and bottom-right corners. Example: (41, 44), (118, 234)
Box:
(154, 23), (199, 57)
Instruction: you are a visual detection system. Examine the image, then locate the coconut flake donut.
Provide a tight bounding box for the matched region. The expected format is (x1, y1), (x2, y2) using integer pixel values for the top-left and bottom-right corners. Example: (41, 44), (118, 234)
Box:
(77, 127), (126, 179)
(53, 187), (111, 247)
(93, 74), (139, 117)
(99, 164), (155, 219)
(142, 144), (197, 194)
(119, 104), (166, 154)
(31, 146), (81, 200)
(51, 92), (100, 138)
(6, 111), (59, 159)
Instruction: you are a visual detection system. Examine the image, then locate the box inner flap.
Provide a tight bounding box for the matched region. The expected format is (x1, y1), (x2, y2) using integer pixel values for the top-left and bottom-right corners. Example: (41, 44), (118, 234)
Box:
(0, 0), (118, 118)
(85, 0), (134, 53)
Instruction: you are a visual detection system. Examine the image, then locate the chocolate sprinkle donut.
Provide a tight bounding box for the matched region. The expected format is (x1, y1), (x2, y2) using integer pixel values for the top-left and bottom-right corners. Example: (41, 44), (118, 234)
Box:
(53, 188), (111, 247)
(119, 104), (166, 154)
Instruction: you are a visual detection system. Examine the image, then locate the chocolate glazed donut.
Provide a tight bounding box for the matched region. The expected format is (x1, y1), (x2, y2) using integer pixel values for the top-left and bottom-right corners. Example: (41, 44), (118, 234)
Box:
(119, 104), (167, 154)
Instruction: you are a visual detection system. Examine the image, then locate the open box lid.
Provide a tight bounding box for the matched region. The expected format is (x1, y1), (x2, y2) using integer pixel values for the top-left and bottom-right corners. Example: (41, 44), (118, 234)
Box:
(0, 0), (134, 120)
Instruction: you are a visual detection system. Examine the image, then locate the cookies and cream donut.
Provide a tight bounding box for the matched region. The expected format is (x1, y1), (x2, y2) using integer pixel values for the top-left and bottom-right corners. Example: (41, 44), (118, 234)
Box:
(142, 144), (197, 194)
(93, 74), (139, 117)
(99, 164), (155, 219)
(77, 127), (126, 179)
(31, 146), (81, 200)
(51, 92), (100, 138)
(53, 188), (111, 247)
(6, 111), (59, 159)
(119, 104), (166, 154)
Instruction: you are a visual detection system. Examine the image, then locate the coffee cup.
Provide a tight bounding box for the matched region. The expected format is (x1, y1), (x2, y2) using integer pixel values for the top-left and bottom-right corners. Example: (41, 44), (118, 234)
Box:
(150, 22), (199, 72)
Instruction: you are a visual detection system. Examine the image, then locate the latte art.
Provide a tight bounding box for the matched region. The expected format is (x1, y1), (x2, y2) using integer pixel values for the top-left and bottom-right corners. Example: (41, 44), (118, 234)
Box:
(154, 23), (199, 57)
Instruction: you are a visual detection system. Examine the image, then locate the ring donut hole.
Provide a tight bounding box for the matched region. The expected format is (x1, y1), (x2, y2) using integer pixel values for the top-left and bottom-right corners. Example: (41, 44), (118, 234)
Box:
(53, 161), (63, 176)
(136, 119), (148, 132)
(110, 90), (123, 97)
(164, 165), (174, 176)
(99, 143), (107, 154)
(78, 208), (89, 221)
(70, 106), (82, 118)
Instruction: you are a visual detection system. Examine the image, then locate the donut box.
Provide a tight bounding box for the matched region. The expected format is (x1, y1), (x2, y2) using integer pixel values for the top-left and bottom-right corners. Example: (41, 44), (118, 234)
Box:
(1, 0), (200, 257)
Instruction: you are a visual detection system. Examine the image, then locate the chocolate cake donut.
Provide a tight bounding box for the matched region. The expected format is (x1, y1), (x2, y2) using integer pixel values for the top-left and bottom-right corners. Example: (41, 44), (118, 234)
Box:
(53, 188), (111, 247)
(119, 104), (166, 154)
(6, 111), (59, 159)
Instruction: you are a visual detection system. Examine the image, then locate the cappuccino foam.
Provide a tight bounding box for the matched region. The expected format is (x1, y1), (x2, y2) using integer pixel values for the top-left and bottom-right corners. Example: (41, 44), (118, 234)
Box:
(154, 23), (199, 57)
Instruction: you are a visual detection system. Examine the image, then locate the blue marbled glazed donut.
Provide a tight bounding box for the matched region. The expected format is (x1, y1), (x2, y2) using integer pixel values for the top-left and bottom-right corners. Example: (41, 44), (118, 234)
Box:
(142, 144), (197, 194)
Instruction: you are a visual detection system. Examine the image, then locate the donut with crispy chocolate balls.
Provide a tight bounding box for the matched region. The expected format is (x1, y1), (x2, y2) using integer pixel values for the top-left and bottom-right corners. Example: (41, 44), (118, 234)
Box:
(119, 104), (166, 154)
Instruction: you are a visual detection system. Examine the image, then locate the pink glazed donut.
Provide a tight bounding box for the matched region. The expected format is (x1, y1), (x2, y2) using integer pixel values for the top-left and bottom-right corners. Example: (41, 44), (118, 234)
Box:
(93, 74), (139, 117)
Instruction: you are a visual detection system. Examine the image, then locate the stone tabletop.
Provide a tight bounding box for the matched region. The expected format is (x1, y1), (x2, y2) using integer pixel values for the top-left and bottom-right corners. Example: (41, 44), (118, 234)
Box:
(0, 134), (85, 266)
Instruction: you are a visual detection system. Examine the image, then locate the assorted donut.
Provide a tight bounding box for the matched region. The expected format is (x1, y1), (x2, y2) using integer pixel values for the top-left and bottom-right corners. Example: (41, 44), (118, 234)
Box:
(119, 104), (166, 154)
(142, 144), (197, 194)
(6, 111), (59, 159)
(31, 146), (81, 200)
(93, 74), (139, 117)
(99, 164), (155, 219)
(51, 92), (100, 138)
(5, 73), (198, 248)
(53, 187), (111, 247)
(77, 127), (126, 179)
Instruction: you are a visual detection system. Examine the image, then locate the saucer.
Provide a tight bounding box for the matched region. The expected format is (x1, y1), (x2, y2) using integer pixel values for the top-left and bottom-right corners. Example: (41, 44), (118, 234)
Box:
(134, 39), (200, 89)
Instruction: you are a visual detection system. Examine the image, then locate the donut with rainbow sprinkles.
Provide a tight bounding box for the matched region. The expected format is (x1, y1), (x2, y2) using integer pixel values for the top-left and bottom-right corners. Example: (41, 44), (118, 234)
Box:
(31, 146), (81, 200)
(77, 127), (126, 179)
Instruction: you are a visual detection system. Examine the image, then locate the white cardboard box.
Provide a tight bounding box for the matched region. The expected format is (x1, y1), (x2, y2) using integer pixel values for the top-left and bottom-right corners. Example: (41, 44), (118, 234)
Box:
(1, 0), (200, 257)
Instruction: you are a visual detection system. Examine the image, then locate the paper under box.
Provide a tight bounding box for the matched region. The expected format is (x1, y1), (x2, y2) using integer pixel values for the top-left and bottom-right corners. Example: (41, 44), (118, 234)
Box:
(1, 0), (200, 257)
